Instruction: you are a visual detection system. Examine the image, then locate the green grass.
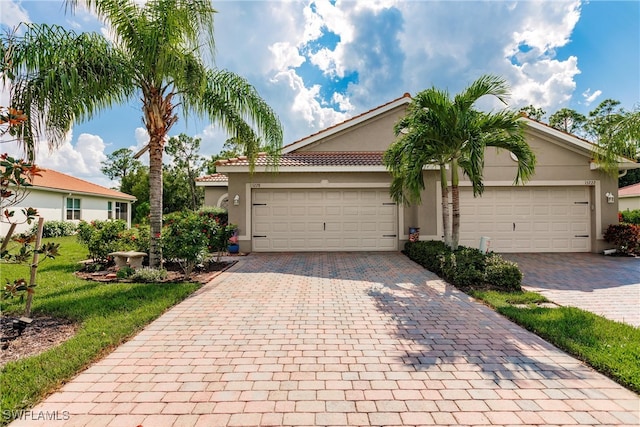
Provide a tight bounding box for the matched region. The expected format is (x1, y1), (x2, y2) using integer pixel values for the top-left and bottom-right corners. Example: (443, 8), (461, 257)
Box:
(0, 236), (199, 426)
(470, 289), (640, 393)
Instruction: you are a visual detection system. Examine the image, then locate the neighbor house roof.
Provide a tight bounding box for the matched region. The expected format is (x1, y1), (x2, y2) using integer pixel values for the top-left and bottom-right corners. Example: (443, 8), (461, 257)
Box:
(619, 183), (640, 198)
(30, 169), (135, 200)
(195, 173), (228, 187)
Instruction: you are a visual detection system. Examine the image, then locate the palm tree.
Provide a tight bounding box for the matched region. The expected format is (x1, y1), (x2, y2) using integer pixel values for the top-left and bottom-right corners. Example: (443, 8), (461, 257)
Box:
(2, 0), (283, 267)
(384, 75), (536, 249)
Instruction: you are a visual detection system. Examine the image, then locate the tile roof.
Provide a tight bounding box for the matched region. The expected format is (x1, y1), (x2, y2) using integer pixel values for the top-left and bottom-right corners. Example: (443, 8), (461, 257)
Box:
(30, 169), (135, 200)
(619, 183), (640, 197)
(195, 173), (228, 183)
(215, 152), (385, 167)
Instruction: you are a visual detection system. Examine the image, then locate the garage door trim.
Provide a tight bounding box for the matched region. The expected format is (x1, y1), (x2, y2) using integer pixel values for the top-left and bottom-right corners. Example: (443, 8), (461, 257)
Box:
(435, 180), (601, 250)
(240, 182), (406, 242)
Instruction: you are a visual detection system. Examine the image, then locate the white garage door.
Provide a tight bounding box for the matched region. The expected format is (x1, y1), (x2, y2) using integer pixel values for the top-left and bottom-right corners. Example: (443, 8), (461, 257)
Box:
(252, 189), (398, 251)
(459, 186), (591, 252)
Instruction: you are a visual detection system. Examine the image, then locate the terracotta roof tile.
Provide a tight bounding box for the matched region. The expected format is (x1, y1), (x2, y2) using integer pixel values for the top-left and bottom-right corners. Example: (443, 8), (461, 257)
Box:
(216, 152), (384, 167)
(619, 183), (640, 197)
(30, 169), (135, 200)
(195, 173), (228, 183)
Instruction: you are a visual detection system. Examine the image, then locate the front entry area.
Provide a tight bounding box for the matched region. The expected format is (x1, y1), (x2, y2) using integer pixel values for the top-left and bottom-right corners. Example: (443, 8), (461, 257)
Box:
(251, 188), (398, 251)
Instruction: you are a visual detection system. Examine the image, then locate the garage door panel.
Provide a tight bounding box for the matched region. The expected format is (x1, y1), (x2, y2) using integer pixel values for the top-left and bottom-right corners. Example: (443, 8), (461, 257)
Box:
(459, 186), (590, 252)
(253, 189), (397, 251)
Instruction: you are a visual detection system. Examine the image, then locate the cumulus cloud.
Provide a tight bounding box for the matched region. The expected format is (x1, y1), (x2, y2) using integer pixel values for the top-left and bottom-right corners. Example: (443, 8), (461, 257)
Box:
(28, 132), (112, 187)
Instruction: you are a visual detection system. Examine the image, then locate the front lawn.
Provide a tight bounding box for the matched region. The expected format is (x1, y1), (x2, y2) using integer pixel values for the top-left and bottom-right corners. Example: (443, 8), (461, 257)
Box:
(0, 236), (199, 426)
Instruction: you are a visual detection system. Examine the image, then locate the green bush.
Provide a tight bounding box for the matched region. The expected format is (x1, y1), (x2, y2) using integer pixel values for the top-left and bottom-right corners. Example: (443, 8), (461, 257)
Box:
(162, 211), (210, 277)
(130, 267), (168, 283)
(484, 254), (522, 291)
(76, 220), (140, 262)
(404, 240), (449, 274)
(31, 220), (77, 238)
(604, 223), (640, 255)
(116, 266), (135, 279)
(620, 209), (640, 225)
(404, 240), (522, 291)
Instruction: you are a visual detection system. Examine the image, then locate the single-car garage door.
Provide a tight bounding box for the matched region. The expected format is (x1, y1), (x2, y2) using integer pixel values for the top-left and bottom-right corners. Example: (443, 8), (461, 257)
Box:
(459, 186), (591, 252)
(252, 188), (397, 251)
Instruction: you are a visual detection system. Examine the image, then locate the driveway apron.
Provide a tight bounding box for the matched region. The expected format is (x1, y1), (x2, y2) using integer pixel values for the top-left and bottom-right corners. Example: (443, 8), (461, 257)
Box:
(503, 253), (640, 327)
(12, 253), (639, 426)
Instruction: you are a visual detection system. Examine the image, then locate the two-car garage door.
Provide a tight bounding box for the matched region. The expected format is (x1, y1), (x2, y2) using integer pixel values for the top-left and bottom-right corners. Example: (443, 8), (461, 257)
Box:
(252, 189), (397, 251)
(458, 186), (591, 252)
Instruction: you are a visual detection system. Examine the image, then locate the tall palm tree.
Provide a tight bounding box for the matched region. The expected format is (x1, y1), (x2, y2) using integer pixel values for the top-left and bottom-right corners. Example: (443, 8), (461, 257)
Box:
(384, 75), (536, 249)
(2, 0), (283, 267)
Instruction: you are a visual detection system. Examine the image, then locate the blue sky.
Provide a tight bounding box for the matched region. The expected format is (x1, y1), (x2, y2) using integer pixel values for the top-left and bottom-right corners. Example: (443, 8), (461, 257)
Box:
(1, 0), (638, 187)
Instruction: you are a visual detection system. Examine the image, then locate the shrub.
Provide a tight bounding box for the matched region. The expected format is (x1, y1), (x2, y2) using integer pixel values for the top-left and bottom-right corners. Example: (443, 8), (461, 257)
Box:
(404, 240), (523, 291)
(116, 266), (135, 279)
(32, 220), (77, 238)
(604, 223), (640, 255)
(620, 209), (640, 225)
(404, 240), (450, 274)
(162, 211), (210, 277)
(130, 267), (168, 283)
(484, 254), (522, 291)
(440, 247), (486, 288)
(76, 220), (140, 262)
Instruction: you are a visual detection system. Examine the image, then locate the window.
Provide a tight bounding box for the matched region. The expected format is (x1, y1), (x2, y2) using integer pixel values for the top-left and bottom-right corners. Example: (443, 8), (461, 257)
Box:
(115, 202), (128, 221)
(66, 198), (81, 220)
(107, 201), (113, 219)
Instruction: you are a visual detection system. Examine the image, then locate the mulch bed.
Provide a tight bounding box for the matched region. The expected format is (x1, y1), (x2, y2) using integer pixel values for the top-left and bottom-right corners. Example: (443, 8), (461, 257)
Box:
(0, 316), (78, 367)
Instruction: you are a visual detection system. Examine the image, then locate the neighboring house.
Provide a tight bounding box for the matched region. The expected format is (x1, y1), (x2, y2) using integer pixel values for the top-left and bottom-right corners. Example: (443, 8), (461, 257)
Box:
(195, 173), (229, 209)
(618, 183), (640, 211)
(1, 168), (136, 235)
(201, 93), (639, 254)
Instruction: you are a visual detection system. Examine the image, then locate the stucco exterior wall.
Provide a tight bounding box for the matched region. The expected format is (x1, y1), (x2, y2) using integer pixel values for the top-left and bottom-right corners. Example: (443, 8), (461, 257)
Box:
(203, 187), (228, 208)
(619, 197), (640, 212)
(298, 107), (406, 152)
(1, 189), (132, 236)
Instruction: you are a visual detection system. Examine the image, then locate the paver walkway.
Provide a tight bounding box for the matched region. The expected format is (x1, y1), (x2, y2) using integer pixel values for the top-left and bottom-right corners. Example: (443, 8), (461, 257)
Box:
(503, 253), (640, 327)
(11, 253), (639, 426)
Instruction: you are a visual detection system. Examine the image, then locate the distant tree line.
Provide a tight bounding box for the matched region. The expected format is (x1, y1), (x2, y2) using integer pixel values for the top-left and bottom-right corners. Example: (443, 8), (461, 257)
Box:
(519, 99), (640, 187)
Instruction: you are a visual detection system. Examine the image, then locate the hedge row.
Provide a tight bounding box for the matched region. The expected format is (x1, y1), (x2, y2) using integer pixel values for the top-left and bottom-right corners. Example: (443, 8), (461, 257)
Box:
(404, 240), (522, 291)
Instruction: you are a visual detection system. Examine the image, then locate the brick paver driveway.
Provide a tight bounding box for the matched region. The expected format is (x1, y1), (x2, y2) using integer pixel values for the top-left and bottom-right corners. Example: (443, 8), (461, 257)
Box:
(503, 253), (640, 327)
(13, 253), (639, 426)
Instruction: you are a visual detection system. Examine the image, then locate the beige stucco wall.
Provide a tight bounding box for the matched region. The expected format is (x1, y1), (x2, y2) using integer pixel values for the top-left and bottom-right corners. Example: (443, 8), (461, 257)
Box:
(223, 120), (623, 254)
(299, 106), (406, 152)
(202, 187), (228, 208)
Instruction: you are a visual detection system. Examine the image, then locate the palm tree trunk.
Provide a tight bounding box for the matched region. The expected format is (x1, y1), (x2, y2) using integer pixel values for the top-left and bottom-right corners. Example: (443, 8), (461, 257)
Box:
(440, 165), (452, 248)
(450, 157), (460, 250)
(148, 139), (163, 268)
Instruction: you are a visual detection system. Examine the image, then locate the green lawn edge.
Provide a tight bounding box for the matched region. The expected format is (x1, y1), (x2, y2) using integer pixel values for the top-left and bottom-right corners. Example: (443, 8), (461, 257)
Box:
(469, 289), (640, 394)
(0, 236), (200, 426)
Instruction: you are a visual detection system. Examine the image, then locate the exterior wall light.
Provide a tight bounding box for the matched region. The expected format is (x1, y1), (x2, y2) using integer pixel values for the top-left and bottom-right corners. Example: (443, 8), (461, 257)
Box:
(605, 192), (615, 204)
(233, 194), (240, 206)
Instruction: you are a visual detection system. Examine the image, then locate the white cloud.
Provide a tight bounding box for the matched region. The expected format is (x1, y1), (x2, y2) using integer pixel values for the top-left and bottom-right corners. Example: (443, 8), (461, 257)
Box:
(582, 88), (602, 105)
(0, 1), (30, 28)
